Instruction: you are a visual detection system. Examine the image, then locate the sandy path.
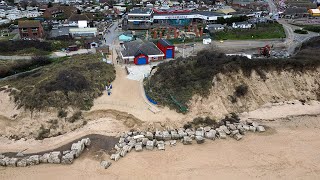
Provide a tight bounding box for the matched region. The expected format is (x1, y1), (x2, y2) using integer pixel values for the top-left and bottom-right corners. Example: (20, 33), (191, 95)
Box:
(1, 115), (320, 180)
(91, 64), (185, 124)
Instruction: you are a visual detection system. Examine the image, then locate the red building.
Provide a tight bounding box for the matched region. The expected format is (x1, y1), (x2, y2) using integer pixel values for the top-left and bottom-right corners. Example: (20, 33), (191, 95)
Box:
(18, 20), (44, 39)
(157, 39), (175, 59)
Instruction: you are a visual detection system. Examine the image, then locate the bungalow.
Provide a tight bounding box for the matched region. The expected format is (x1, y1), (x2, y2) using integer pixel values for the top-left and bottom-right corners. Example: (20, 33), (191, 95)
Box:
(232, 22), (252, 29)
(157, 39), (175, 59)
(120, 39), (164, 65)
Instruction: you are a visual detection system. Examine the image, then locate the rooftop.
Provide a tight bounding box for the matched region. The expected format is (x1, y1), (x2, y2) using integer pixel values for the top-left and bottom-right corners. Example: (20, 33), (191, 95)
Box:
(18, 20), (41, 28)
(68, 13), (91, 21)
(158, 39), (173, 47)
(129, 8), (152, 14)
(121, 39), (163, 57)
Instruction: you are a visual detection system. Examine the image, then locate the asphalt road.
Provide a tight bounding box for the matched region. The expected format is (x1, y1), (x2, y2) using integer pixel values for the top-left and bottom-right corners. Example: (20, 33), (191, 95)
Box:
(104, 20), (122, 46)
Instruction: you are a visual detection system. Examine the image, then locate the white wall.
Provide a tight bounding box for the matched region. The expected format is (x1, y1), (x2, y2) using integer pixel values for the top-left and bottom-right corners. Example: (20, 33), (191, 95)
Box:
(78, 20), (88, 28)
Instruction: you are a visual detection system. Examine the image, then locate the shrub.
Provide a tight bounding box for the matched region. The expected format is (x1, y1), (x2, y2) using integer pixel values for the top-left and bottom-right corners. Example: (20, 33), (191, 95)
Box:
(68, 111), (82, 123)
(235, 84), (249, 97)
(294, 29), (308, 34)
(36, 125), (50, 140)
(0, 40), (53, 55)
(57, 109), (68, 118)
(42, 69), (90, 93)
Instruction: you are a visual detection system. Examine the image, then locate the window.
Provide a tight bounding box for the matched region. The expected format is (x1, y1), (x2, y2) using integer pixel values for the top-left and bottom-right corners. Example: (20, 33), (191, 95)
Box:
(33, 33), (38, 36)
(21, 28), (28, 33)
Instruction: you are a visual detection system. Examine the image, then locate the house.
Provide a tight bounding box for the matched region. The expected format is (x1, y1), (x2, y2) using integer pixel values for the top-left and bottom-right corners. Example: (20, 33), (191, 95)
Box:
(43, 7), (64, 19)
(232, 22), (252, 29)
(156, 39), (175, 59)
(69, 27), (97, 37)
(284, 7), (309, 18)
(84, 37), (100, 49)
(120, 39), (164, 65)
(68, 13), (90, 27)
(18, 20), (44, 39)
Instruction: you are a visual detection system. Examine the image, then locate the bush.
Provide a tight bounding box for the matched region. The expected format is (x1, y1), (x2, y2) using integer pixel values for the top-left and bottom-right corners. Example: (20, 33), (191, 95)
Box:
(36, 125), (50, 140)
(294, 29), (308, 34)
(68, 111), (82, 123)
(42, 69), (90, 93)
(57, 109), (68, 118)
(235, 84), (249, 97)
(0, 57), (52, 78)
(303, 25), (320, 33)
(0, 40), (53, 55)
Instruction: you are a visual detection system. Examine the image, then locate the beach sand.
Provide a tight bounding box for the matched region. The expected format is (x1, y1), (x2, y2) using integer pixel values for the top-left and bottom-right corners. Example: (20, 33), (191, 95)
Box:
(1, 115), (320, 180)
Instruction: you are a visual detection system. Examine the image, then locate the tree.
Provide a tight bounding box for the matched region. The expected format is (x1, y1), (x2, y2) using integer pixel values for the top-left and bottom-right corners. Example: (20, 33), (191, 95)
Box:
(30, 0), (38, 7)
(48, 2), (53, 8)
(20, 0), (28, 10)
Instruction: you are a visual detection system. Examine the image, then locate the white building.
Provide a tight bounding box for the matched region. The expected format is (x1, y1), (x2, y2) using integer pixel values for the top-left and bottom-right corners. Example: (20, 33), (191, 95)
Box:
(232, 22), (253, 29)
(25, 11), (42, 18)
(69, 28), (97, 37)
(0, 10), (5, 18)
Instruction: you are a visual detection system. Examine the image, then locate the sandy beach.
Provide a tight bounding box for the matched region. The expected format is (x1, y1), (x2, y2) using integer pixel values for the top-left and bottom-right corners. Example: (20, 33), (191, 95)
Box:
(1, 114), (320, 180)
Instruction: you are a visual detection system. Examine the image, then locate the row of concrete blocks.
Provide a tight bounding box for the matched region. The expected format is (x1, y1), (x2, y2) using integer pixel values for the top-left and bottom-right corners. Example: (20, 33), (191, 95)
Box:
(0, 138), (91, 167)
(110, 121), (266, 162)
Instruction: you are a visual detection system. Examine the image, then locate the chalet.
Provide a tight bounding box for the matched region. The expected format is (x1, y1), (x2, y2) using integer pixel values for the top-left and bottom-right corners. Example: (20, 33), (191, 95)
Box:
(18, 20), (44, 39)
(157, 39), (175, 59)
(120, 39), (164, 65)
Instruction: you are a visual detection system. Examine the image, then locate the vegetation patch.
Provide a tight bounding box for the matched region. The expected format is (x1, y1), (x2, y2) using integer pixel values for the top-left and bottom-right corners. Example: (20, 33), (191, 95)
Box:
(213, 22), (285, 40)
(0, 40), (54, 55)
(145, 47), (320, 112)
(0, 54), (116, 112)
(0, 56), (52, 78)
(294, 29), (308, 34)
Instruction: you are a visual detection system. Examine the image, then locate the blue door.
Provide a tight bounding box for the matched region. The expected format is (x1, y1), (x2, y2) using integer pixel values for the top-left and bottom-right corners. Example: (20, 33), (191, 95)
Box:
(166, 49), (173, 59)
(137, 57), (147, 65)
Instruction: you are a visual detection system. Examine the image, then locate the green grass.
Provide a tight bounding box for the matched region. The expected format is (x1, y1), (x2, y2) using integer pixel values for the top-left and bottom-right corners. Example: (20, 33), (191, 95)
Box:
(168, 37), (204, 44)
(290, 24), (320, 33)
(0, 34), (15, 41)
(213, 22), (286, 40)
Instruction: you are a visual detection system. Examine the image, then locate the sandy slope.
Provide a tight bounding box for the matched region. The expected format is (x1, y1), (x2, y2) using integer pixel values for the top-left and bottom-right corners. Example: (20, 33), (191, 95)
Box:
(1, 115), (320, 180)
